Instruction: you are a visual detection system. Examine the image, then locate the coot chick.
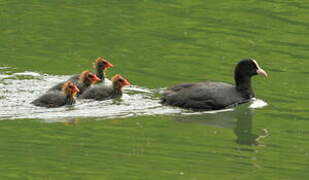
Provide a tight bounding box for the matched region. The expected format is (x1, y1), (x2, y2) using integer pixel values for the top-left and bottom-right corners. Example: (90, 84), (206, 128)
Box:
(93, 57), (114, 84)
(48, 71), (100, 95)
(32, 81), (79, 107)
(79, 74), (130, 100)
(161, 59), (268, 110)
(67, 57), (113, 84)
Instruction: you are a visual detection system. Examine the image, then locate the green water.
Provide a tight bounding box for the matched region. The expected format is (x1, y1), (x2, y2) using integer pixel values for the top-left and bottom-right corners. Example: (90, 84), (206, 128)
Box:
(1, 0), (309, 179)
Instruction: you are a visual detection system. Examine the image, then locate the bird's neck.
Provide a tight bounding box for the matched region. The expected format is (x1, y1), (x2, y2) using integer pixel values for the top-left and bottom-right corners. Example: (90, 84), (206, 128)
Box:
(84, 81), (92, 87)
(112, 83), (123, 95)
(112, 88), (123, 98)
(65, 94), (75, 104)
(77, 78), (92, 89)
(96, 68), (105, 81)
(112, 83), (122, 90)
(235, 76), (255, 98)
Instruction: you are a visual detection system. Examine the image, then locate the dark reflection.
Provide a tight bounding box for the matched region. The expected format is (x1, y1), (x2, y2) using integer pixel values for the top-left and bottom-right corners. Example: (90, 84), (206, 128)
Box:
(63, 118), (80, 126)
(175, 104), (269, 145)
(233, 106), (259, 145)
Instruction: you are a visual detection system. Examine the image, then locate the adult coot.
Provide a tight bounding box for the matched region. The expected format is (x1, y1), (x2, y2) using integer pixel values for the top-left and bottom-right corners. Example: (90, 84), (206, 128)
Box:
(31, 81), (79, 107)
(161, 59), (268, 110)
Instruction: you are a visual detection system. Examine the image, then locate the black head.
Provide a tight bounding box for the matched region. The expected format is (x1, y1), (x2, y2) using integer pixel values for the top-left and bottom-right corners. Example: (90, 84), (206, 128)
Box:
(235, 59), (267, 79)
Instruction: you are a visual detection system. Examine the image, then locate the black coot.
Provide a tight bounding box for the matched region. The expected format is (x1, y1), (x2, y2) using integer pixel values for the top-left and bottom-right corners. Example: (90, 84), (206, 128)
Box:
(31, 81), (79, 107)
(161, 59), (268, 110)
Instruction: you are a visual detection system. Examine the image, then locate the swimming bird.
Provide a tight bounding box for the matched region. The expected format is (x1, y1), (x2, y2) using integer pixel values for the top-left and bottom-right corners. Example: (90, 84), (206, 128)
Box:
(161, 59), (268, 110)
(47, 70), (100, 95)
(92, 57), (114, 85)
(31, 81), (79, 107)
(79, 74), (130, 100)
(66, 57), (113, 85)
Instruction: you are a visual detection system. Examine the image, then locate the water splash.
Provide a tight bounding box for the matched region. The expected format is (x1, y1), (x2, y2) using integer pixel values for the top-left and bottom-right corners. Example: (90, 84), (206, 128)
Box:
(249, 98), (268, 109)
(0, 68), (267, 121)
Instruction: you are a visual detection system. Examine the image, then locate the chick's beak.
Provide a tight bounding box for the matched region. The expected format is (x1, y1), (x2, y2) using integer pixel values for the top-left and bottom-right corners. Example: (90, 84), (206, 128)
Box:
(92, 75), (101, 82)
(122, 79), (131, 86)
(73, 86), (80, 94)
(105, 61), (114, 68)
(257, 68), (268, 77)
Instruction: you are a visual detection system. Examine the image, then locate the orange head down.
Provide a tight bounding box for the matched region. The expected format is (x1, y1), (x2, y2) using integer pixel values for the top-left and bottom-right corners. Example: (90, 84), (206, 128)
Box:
(79, 70), (101, 84)
(62, 81), (80, 96)
(111, 74), (131, 89)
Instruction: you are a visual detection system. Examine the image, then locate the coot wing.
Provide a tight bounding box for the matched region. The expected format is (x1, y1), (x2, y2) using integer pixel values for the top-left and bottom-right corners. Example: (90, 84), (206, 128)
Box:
(47, 74), (80, 92)
(80, 86), (114, 100)
(93, 79), (113, 87)
(161, 82), (246, 110)
(47, 82), (65, 92)
(31, 93), (66, 107)
(161, 83), (196, 96)
(68, 74), (80, 81)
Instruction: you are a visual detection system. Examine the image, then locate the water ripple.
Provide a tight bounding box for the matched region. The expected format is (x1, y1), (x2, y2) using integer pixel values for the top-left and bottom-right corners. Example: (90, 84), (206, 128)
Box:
(0, 69), (267, 121)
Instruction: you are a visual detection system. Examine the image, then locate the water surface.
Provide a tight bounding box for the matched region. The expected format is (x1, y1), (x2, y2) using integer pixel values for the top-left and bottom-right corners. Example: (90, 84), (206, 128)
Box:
(0, 0), (309, 179)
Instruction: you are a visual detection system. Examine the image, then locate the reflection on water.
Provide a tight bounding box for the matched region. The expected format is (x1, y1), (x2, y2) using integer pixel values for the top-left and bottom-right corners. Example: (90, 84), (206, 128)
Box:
(175, 104), (269, 145)
(234, 106), (269, 145)
(0, 0), (308, 179)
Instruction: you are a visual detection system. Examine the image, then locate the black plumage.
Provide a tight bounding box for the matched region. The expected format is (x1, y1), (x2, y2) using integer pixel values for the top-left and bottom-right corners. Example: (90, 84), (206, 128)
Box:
(79, 86), (123, 100)
(161, 59), (268, 110)
(93, 57), (113, 83)
(47, 71), (99, 95)
(79, 74), (130, 101)
(31, 81), (79, 108)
